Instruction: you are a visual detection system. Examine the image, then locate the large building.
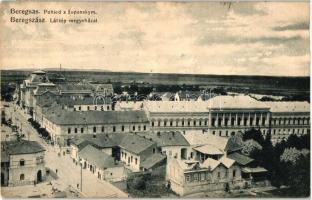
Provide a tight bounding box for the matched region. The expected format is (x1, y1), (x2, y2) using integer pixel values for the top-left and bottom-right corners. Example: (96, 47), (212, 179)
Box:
(42, 110), (150, 147)
(143, 95), (310, 143)
(1, 140), (46, 187)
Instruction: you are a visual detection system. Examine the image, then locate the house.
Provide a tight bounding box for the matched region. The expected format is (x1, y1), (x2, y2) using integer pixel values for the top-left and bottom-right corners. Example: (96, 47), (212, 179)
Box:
(166, 156), (244, 196)
(139, 131), (190, 160)
(1, 140), (46, 186)
(79, 145), (125, 182)
(119, 134), (158, 172)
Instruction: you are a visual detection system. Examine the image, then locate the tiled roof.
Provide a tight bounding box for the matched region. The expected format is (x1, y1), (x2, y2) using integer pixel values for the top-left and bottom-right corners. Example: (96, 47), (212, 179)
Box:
(44, 110), (149, 125)
(265, 101), (310, 113)
(183, 131), (228, 150)
(224, 137), (243, 153)
(201, 158), (220, 170)
(206, 95), (270, 110)
(219, 156), (235, 168)
(140, 153), (166, 169)
(242, 167), (268, 173)
(143, 101), (210, 113)
(79, 145), (121, 169)
(72, 133), (124, 149)
(193, 144), (224, 155)
(139, 131), (189, 147)
(2, 140), (45, 155)
(119, 134), (155, 155)
(227, 152), (254, 166)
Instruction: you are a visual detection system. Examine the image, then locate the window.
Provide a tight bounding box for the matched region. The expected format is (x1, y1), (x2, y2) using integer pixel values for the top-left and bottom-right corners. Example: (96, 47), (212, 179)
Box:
(107, 106), (110, 110)
(121, 125), (124, 132)
(170, 121), (173, 126)
(131, 156), (133, 163)
(188, 120), (190, 126)
(164, 121), (167, 127)
(74, 128), (77, 133)
(152, 122), (154, 127)
(101, 106), (104, 111)
(143, 125), (146, 131)
(87, 106), (90, 111)
(81, 128), (84, 133)
(93, 126), (96, 133)
(78, 106), (81, 111)
(217, 172), (221, 178)
(233, 170), (236, 177)
(113, 126), (116, 132)
(219, 131), (222, 136)
(95, 106), (97, 110)
(68, 128), (71, 134)
(182, 121), (185, 127)
(138, 126), (141, 131)
(193, 120), (196, 126)
(133, 126), (135, 131)
(186, 175), (190, 182)
(20, 159), (25, 166)
(190, 152), (193, 158)
(135, 158), (137, 165)
(153, 148), (156, 154)
(101, 126), (104, 132)
(212, 131), (215, 135)
(20, 174), (25, 180)
(194, 173), (198, 181)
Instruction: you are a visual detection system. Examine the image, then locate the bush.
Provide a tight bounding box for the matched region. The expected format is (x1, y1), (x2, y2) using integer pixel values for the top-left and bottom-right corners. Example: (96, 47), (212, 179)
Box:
(131, 177), (146, 190)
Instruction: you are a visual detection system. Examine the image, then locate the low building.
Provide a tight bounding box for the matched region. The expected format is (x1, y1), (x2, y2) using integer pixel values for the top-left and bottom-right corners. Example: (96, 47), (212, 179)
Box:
(1, 140), (46, 187)
(119, 134), (158, 172)
(79, 145), (125, 182)
(166, 156), (244, 196)
(139, 131), (190, 160)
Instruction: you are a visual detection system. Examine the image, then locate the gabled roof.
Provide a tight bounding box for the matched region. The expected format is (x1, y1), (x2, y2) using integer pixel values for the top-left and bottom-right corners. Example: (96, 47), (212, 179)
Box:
(119, 134), (156, 155)
(79, 145), (121, 169)
(201, 158), (220, 170)
(225, 137), (243, 153)
(242, 167), (268, 173)
(72, 133), (124, 149)
(139, 131), (189, 147)
(219, 156), (236, 168)
(140, 153), (166, 169)
(2, 140), (45, 155)
(227, 152), (254, 166)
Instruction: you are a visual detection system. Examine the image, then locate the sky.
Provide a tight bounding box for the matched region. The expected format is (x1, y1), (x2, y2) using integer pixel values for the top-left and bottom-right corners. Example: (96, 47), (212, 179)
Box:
(0, 2), (310, 76)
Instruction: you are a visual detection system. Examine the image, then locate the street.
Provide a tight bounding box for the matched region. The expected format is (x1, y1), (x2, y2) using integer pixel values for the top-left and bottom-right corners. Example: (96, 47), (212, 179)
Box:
(3, 102), (128, 198)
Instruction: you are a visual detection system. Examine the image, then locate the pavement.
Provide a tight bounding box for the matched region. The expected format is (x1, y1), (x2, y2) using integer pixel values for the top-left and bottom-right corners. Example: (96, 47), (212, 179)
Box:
(2, 102), (128, 198)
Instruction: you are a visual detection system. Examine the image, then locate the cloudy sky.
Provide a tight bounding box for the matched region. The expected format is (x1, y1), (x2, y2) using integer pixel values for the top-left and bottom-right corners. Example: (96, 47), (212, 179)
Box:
(0, 2), (310, 76)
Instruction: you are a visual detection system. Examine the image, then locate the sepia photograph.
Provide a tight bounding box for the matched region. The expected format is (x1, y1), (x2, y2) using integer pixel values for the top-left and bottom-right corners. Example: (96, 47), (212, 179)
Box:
(0, 1), (310, 198)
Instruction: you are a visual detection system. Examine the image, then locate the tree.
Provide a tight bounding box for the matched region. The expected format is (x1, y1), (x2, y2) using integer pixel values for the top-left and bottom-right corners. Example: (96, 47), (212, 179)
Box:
(243, 128), (265, 146)
(280, 147), (307, 165)
(242, 139), (262, 156)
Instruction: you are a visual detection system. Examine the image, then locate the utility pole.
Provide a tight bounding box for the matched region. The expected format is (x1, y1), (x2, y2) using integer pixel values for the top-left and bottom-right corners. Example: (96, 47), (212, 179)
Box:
(80, 162), (82, 192)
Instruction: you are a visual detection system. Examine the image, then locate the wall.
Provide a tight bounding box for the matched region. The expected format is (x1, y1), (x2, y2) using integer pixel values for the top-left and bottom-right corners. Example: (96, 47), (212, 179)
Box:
(8, 152), (46, 186)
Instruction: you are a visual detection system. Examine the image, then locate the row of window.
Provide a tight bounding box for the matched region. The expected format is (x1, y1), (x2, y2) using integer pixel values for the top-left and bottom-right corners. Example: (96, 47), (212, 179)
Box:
(74, 105), (111, 111)
(271, 118), (310, 126)
(152, 119), (209, 127)
(272, 128), (307, 135)
(185, 170), (237, 182)
(121, 151), (138, 165)
(67, 125), (147, 134)
(151, 117), (267, 127)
